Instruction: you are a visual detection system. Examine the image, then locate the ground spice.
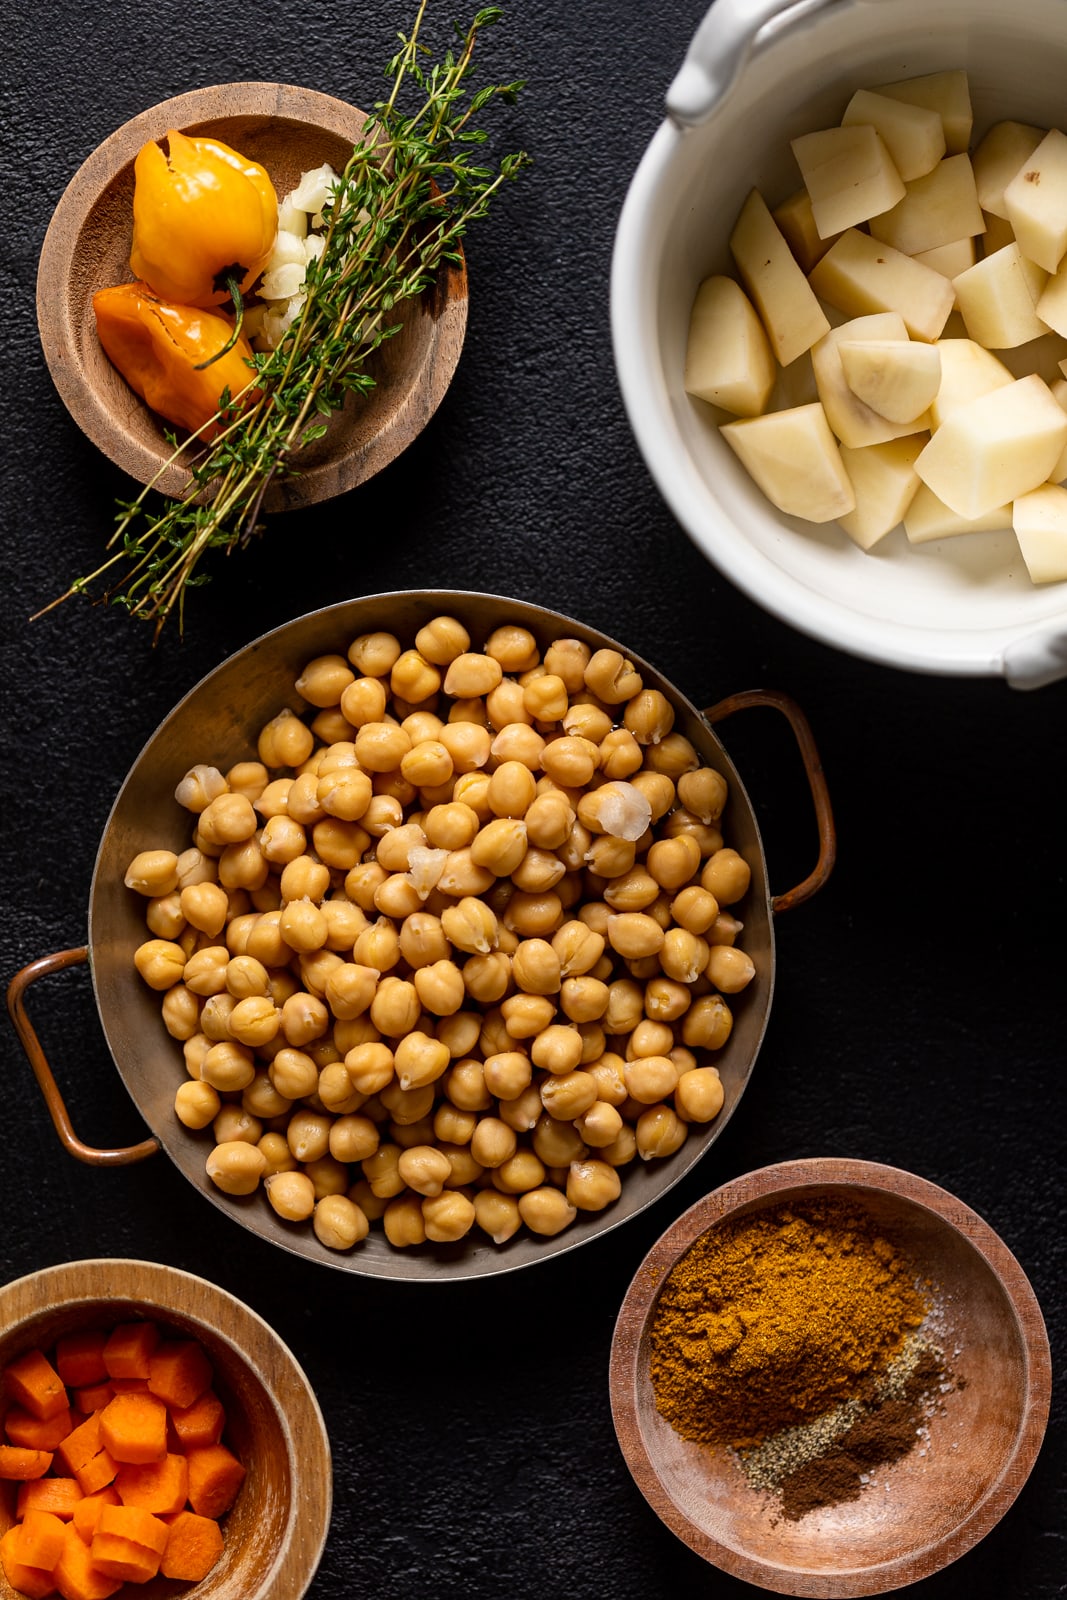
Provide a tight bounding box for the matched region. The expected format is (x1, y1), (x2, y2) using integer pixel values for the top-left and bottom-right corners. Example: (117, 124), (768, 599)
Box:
(649, 1198), (929, 1449)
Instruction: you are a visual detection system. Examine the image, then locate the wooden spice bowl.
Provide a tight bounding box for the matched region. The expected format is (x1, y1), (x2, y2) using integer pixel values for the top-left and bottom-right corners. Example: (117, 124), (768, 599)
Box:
(610, 1158), (1051, 1597)
(35, 82), (467, 510)
(0, 1258), (331, 1599)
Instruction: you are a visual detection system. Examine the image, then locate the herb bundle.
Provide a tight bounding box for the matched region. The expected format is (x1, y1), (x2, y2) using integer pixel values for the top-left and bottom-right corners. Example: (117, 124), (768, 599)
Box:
(46, 3), (528, 636)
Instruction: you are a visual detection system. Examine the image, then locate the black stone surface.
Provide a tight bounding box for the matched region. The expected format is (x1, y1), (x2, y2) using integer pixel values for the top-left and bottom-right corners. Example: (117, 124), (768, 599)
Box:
(3, 3), (1064, 1597)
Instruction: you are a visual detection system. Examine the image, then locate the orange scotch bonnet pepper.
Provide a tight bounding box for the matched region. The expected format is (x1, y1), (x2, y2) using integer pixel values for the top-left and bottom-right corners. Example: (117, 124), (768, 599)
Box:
(129, 128), (278, 308)
(93, 282), (260, 437)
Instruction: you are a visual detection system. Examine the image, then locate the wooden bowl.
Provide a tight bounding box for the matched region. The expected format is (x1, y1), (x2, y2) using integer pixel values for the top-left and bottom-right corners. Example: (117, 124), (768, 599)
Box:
(0, 1258), (331, 1598)
(35, 82), (467, 510)
(610, 1158), (1051, 1597)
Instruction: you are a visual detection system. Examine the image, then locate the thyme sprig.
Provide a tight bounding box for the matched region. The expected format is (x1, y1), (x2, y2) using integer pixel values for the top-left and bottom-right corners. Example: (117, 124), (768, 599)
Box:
(43, 3), (528, 636)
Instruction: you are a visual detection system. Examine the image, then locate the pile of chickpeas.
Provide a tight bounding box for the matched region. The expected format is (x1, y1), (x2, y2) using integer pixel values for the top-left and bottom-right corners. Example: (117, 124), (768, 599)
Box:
(125, 615), (755, 1253)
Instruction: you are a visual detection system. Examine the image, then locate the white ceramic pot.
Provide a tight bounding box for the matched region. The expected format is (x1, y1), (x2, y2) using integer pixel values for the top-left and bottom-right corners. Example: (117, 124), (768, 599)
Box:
(612, 0), (1067, 687)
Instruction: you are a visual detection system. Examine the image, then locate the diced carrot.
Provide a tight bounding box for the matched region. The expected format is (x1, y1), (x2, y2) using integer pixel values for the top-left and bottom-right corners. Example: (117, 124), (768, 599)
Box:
(88, 1531), (160, 1584)
(17, 1477), (84, 1520)
(114, 1452), (188, 1516)
(146, 1339), (213, 1412)
(0, 1525), (56, 1600)
(72, 1385), (113, 1414)
(4, 1349), (69, 1421)
(169, 1388), (225, 1450)
(160, 1510), (224, 1582)
(5, 1404), (74, 1451)
(55, 1332), (109, 1390)
(16, 1508), (68, 1570)
(56, 1413), (102, 1477)
(74, 1449), (118, 1497)
(96, 1503), (169, 1557)
(185, 1442), (246, 1518)
(52, 1523), (122, 1600)
(71, 1486), (121, 1546)
(101, 1323), (159, 1383)
(97, 1392), (167, 1465)
(0, 1444), (54, 1480)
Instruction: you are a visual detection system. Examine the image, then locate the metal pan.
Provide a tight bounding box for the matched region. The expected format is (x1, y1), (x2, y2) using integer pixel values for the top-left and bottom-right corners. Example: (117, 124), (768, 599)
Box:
(8, 592), (834, 1279)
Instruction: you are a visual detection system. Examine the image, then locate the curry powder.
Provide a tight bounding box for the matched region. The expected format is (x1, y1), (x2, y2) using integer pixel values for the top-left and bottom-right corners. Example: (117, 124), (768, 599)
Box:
(649, 1199), (928, 1449)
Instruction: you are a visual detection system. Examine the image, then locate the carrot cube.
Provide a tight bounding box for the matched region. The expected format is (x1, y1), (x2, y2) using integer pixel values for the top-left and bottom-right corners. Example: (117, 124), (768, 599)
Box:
(74, 1449), (118, 1497)
(0, 1444), (54, 1480)
(169, 1388), (225, 1449)
(98, 1392), (167, 1464)
(56, 1413), (102, 1477)
(96, 1503), (169, 1557)
(88, 1531), (161, 1584)
(4, 1349), (69, 1420)
(52, 1524), (122, 1600)
(185, 1442), (246, 1518)
(0, 1525), (56, 1600)
(147, 1339), (213, 1411)
(114, 1452), (188, 1516)
(72, 1384), (113, 1414)
(160, 1510), (224, 1582)
(101, 1323), (159, 1382)
(17, 1477), (84, 1520)
(72, 1486), (121, 1546)
(56, 1332), (109, 1390)
(16, 1509), (68, 1572)
(5, 1404), (74, 1451)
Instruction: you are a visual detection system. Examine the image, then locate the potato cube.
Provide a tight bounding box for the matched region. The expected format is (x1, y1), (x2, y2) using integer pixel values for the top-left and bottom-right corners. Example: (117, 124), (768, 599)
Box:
(840, 89), (945, 182)
(1035, 263), (1067, 339)
(790, 125), (905, 238)
(915, 373), (1067, 518)
(913, 237), (976, 281)
(904, 484), (1012, 542)
(1003, 128), (1067, 273)
(684, 276), (776, 416)
(730, 190), (830, 366)
(869, 154), (984, 257)
(808, 229), (955, 341)
(972, 121), (1046, 220)
(1013, 484), (1067, 581)
(772, 189), (838, 273)
(930, 339), (1014, 429)
(838, 437), (926, 549)
(838, 339), (941, 423)
(873, 71), (973, 155)
(1045, 376), (1067, 481)
(952, 243), (1048, 349)
(720, 403), (855, 522)
(812, 315), (925, 447)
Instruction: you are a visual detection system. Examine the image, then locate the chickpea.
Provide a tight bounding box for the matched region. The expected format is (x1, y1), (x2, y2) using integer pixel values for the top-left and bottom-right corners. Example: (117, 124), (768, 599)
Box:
(422, 1189), (477, 1242)
(659, 928), (710, 985)
(370, 977), (420, 1038)
(313, 1062), (360, 1115)
(437, 849), (495, 901)
(707, 912), (744, 948)
(484, 624), (538, 672)
(603, 978), (644, 1035)
(497, 994), (552, 1040)
(462, 951), (511, 1005)
(601, 1124), (638, 1167)
(503, 891), (563, 939)
(440, 898), (497, 958)
(125, 849), (180, 898)
(396, 1144), (452, 1197)
(382, 1193), (427, 1248)
(518, 1187), (577, 1237)
(529, 1024), (582, 1076)
(174, 1080), (220, 1130)
(228, 995), (280, 1049)
(145, 892), (186, 941)
(197, 991), (234, 1041)
(161, 984), (200, 1041)
(584, 648), (642, 704)
(607, 912), (665, 960)
(490, 723), (545, 770)
(523, 791), (573, 852)
(487, 760), (537, 821)
(183, 1033), (211, 1081)
(644, 731), (699, 778)
(559, 977), (608, 1024)
(482, 1051), (532, 1101)
(197, 793), (258, 849)
(623, 1054), (680, 1106)
(474, 1189), (522, 1244)
(598, 728), (644, 781)
(574, 1100), (624, 1149)
(245, 912), (288, 969)
(242, 1070), (292, 1121)
(439, 722), (492, 777)
(257, 1131), (298, 1177)
(566, 1158), (622, 1212)
(675, 1066), (725, 1124)
(443, 1057), (492, 1112)
(521, 673), (567, 722)
(270, 1047), (320, 1101)
(541, 637), (588, 692)
(531, 1115), (588, 1168)
(361, 796), (404, 839)
(562, 702), (613, 744)
(265, 1170), (317, 1223)
(497, 1084), (543, 1133)
(433, 1103), (476, 1145)
(585, 835), (636, 880)
(470, 817), (528, 877)
(201, 1041), (256, 1094)
(643, 977), (691, 1023)
(175, 765), (228, 814)
(671, 885), (719, 936)
(678, 766), (728, 824)
(311, 708), (356, 746)
(636, 1104), (688, 1161)
(314, 1194), (370, 1250)
(206, 1140), (267, 1196)
(706, 944), (756, 994)
(354, 918), (401, 974)
(285, 772), (326, 828)
(511, 939), (561, 996)
(347, 630), (400, 677)
(345, 1041), (395, 1097)
(134, 939), (187, 991)
(541, 735), (599, 790)
(682, 994), (734, 1051)
(394, 1031), (450, 1091)
(423, 802), (479, 853)
(280, 991), (329, 1047)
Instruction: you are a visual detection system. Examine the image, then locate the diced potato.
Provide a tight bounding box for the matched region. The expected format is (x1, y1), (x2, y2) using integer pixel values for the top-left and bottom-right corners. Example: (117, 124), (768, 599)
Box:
(808, 229), (955, 341)
(873, 71), (973, 155)
(811, 314), (924, 447)
(982, 211), (1017, 256)
(772, 189), (838, 273)
(277, 195), (310, 238)
(869, 154), (984, 257)
(904, 484), (1012, 542)
(838, 436), (925, 548)
(1045, 376), (1067, 481)
(838, 339), (941, 423)
(720, 403), (856, 522)
(1013, 484), (1067, 580)
(972, 121), (1046, 220)
(913, 237), (976, 280)
(930, 339), (1015, 429)
(684, 276), (776, 416)
(1003, 128), (1067, 273)
(915, 373), (1067, 518)
(952, 243), (1048, 349)
(790, 125), (905, 238)
(730, 190), (831, 365)
(840, 89), (945, 182)
(264, 230), (308, 274)
(291, 163), (338, 213)
(1035, 263), (1067, 339)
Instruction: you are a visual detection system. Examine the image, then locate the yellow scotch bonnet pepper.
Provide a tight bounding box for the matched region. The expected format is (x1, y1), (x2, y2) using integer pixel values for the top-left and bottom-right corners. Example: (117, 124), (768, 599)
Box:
(93, 282), (260, 438)
(129, 128), (278, 308)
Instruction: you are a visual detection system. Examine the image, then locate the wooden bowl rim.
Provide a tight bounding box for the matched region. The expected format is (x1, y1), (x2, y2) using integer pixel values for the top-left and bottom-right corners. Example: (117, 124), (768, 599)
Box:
(35, 80), (468, 506)
(609, 1156), (1052, 1597)
(0, 1256), (332, 1600)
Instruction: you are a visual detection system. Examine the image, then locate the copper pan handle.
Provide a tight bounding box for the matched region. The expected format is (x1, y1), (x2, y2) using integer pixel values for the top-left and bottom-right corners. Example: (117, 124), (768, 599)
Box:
(703, 688), (835, 915)
(6, 948), (160, 1165)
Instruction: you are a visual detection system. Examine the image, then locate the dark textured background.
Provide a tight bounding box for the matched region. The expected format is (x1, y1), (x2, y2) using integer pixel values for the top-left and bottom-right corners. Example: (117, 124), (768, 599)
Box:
(3, 2), (1064, 1596)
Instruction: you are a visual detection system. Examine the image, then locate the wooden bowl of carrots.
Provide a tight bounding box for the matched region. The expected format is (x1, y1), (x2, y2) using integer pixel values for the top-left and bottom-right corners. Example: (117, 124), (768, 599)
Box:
(0, 1259), (331, 1600)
